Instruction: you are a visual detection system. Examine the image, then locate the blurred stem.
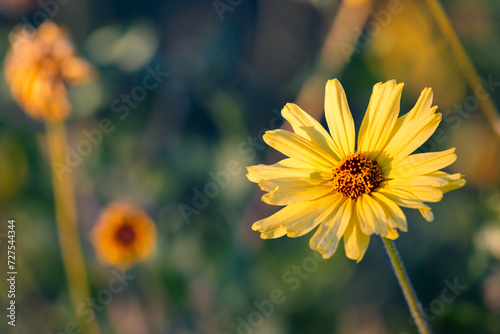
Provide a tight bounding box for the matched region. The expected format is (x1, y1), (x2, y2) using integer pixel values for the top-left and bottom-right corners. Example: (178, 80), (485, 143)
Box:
(46, 121), (100, 334)
(425, 0), (500, 139)
(381, 237), (433, 334)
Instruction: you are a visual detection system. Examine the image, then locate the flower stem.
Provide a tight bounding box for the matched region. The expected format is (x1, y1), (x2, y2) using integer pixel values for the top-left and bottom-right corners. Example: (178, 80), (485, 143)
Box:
(425, 0), (500, 139)
(381, 237), (433, 334)
(46, 121), (101, 334)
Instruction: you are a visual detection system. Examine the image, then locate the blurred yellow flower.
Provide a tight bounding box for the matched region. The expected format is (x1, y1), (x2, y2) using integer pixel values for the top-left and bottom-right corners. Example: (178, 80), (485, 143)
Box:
(5, 21), (94, 121)
(247, 79), (465, 262)
(91, 201), (156, 269)
(366, 0), (465, 108)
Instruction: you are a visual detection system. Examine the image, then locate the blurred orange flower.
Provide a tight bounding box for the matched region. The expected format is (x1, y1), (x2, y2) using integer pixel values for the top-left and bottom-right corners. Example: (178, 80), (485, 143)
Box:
(5, 21), (94, 121)
(91, 201), (157, 269)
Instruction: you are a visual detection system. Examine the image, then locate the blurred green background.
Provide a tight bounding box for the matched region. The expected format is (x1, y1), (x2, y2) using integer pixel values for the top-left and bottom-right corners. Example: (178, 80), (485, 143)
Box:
(1, 0), (500, 333)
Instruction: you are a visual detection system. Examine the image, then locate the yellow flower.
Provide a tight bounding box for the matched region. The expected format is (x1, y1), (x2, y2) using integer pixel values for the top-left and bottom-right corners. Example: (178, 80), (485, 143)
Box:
(91, 201), (157, 269)
(247, 79), (465, 262)
(5, 21), (94, 121)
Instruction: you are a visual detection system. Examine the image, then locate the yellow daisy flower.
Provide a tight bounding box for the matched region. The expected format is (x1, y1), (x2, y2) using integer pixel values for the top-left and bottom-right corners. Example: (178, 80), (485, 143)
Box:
(247, 79), (465, 262)
(5, 21), (94, 121)
(91, 201), (157, 269)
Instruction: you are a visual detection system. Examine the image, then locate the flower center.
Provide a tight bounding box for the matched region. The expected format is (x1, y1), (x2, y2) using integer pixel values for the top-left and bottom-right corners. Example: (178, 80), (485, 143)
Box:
(115, 224), (136, 245)
(331, 152), (384, 200)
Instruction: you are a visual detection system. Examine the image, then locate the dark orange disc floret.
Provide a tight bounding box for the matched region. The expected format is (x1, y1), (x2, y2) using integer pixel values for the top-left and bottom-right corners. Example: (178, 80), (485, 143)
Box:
(114, 224), (136, 245)
(331, 152), (384, 199)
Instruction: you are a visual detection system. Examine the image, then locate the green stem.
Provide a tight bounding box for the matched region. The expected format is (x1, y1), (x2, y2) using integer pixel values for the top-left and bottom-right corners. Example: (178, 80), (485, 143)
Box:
(381, 237), (433, 334)
(46, 121), (101, 334)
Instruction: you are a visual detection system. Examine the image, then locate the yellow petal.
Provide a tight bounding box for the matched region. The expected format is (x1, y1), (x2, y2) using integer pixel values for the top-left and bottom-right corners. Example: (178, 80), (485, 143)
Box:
(426, 171), (466, 193)
(277, 158), (320, 168)
(324, 79), (355, 157)
(384, 227), (399, 240)
(371, 192), (408, 232)
(251, 211), (289, 239)
(383, 184), (443, 202)
(384, 175), (448, 188)
(379, 183), (441, 223)
(282, 103), (341, 162)
(258, 177), (326, 192)
(309, 198), (352, 259)
(387, 148), (456, 178)
(358, 80), (404, 153)
(380, 112), (442, 166)
(419, 207), (434, 222)
(260, 179), (333, 206)
(286, 193), (345, 237)
(356, 194), (389, 236)
(259, 225), (287, 239)
(263, 130), (336, 170)
(252, 194), (341, 239)
(377, 188), (431, 209)
(390, 87), (435, 136)
(406, 88), (435, 121)
(246, 160), (330, 184)
(343, 213), (370, 262)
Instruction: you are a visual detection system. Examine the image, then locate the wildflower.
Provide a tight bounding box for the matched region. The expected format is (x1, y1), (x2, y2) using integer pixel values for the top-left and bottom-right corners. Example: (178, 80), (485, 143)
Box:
(247, 79), (465, 262)
(91, 201), (156, 269)
(5, 21), (93, 121)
